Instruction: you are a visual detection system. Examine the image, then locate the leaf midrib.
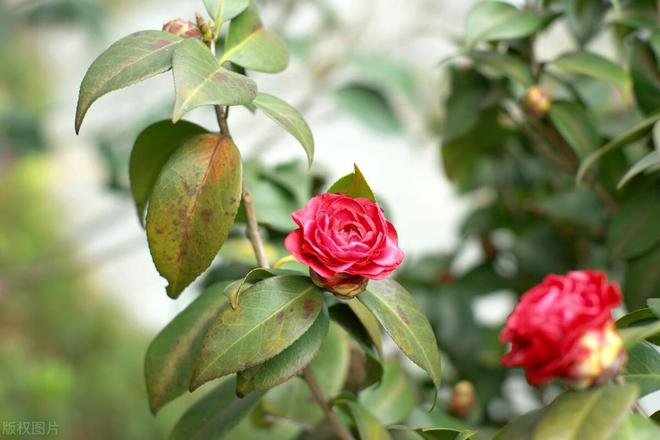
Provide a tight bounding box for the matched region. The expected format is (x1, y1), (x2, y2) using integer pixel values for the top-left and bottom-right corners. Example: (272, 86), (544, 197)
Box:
(220, 27), (263, 63)
(561, 389), (604, 440)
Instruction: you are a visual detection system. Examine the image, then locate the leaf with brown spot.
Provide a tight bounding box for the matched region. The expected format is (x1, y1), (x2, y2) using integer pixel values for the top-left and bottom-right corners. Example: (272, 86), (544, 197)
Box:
(358, 279), (442, 396)
(146, 134), (242, 298)
(190, 275), (324, 390)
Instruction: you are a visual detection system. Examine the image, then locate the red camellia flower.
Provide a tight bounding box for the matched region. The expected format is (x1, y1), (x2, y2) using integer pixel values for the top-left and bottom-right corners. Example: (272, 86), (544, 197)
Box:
(500, 270), (625, 388)
(285, 193), (404, 296)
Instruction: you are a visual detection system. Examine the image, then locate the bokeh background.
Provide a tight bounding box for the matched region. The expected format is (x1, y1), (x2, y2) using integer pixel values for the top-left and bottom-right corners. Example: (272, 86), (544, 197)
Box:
(1, 0), (658, 438)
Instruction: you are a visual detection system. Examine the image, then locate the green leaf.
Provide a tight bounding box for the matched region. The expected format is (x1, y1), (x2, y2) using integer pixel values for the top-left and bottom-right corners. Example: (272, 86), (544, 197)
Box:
(129, 120), (207, 224)
(145, 281), (230, 414)
(225, 267), (300, 309)
(329, 300), (383, 357)
(253, 93), (314, 166)
(172, 38), (257, 122)
(469, 51), (534, 87)
(413, 427), (477, 440)
(564, 0), (607, 46)
(358, 279), (442, 395)
(620, 321), (660, 350)
(191, 275), (324, 389)
(334, 83), (402, 134)
(649, 298), (660, 317)
(359, 361), (415, 425)
(464, 1), (543, 48)
(623, 243), (660, 311)
(548, 101), (600, 158)
(613, 414), (660, 440)
(630, 38), (660, 115)
(203, 0), (249, 26)
(146, 134), (242, 298)
(532, 385), (639, 440)
(552, 51), (631, 98)
(327, 164), (376, 201)
(220, 5), (289, 73)
(577, 110), (660, 182)
(337, 399), (391, 440)
(616, 308), (656, 330)
(235, 306), (329, 396)
(617, 151), (660, 189)
(493, 409), (544, 440)
(622, 341), (660, 396)
(608, 189), (660, 260)
(170, 376), (264, 440)
(75, 31), (183, 133)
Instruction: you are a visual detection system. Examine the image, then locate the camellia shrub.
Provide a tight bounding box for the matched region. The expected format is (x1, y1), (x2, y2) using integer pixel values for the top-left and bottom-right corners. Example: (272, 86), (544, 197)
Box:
(74, 0), (659, 439)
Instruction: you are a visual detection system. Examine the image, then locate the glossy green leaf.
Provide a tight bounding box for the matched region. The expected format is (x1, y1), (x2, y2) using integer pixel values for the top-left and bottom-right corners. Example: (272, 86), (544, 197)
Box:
(620, 321), (660, 350)
(622, 341), (660, 396)
(617, 151), (660, 189)
(548, 101), (599, 158)
(493, 409), (544, 440)
(328, 164), (376, 201)
(75, 31), (183, 133)
(552, 51), (630, 98)
(464, 1), (543, 47)
(616, 308), (656, 330)
(225, 267), (300, 309)
(358, 279), (442, 394)
(191, 275), (324, 389)
(469, 51), (534, 87)
(613, 414), (660, 440)
(359, 361), (415, 425)
(129, 120), (207, 224)
(608, 190), (660, 260)
(220, 5), (288, 73)
(330, 300), (383, 356)
(172, 39), (257, 122)
(623, 243), (660, 311)
(146, 134), (242, 298)
(253, 93), (314, 166)
(577, 111), (660, 182)
(338, 399), (391, 440)
(414, 428), (477, 440)
(203, 0), (249, 26)
(170, 376), (264, 440)
(532, 385), (639, 440)
(145, 282), (230, 414)
(630, 39), (660, 115)
(235, 306), (329, 396)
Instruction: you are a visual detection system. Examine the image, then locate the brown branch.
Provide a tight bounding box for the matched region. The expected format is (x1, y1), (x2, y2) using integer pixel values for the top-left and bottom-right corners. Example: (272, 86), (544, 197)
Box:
(302, 366), (354, 440)
(241, 184), (269, 268)
(214, 105), (230, 137)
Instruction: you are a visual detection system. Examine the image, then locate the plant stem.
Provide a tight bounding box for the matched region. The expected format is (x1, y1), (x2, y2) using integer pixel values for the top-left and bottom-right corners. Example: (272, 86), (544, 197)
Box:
(241, 186), (270, 268)
(302, 366), (354, 440)
(214, 105), (230, 137)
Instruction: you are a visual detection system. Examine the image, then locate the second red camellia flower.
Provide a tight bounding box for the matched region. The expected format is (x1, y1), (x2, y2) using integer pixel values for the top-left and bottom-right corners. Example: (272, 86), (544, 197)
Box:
(500, 270), (626, 389)
(284, 193), (404, 297)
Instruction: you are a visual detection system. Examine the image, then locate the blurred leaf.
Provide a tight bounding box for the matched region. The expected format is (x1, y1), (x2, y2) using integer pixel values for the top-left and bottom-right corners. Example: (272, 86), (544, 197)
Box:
(652, 29), (660, 62)
(613, 413), (660, 440)
(239, 165), (298, 231)
(172, 39), (257, 122)
(620, 321), (660, 350)
(220, 5), (289, 72)
(170, 376), (264, 440)
(347, 53), (420, 101)
(75, 31), (183, 133)
(191, 276), (324, 389)
(253, 93), (314, 166)
(608, 189), (660, 260)
(236, 306), (329, 396)
(218, 237), (282, 267)
(622, 341), (660, 396)
(337, 399), (391, 440)
(616, 308), (656, 329)
(359, 279), (442, 396)
(564, 0), (607, 46)
(464, 1), (543, 47)
(617, 151), (660, 189)
(409, 427), (477, 440)
(552, 51), (631, 98)
(335, 83), (401, 134)
(493, 409), (543, 440)
(359, 361), (415, 425)
(226, 405), (301, 439)
(623, 243), (660, 311)
(534, 188), (605, 228)
(146, 134), (242, 298)
(470, 51), (534, 87)
(145, 281), (230, 414)
(203, 0), (249, 26)
(630, 38), (660, 115)
(328, 164), (377, 201)
(442, 67), (490, 143)
(533, 385), (638, 439)
(129, 120), (207, 224)
(548, 100), (600, 158)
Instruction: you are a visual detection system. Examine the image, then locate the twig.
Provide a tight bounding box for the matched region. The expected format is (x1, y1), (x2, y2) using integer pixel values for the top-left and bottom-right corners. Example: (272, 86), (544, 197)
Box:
(241, 185), (269, 268)
(214, 105), (230, 137)
(303, 366), (354, 440)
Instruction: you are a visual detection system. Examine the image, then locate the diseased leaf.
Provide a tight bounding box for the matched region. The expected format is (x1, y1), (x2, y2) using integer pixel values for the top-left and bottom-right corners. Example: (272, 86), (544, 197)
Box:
(253, 93), (314, 166)
(337, 399), (391, 440)
(464, 1), (543, 48)
(358, 279), (442, 395)
(172, 38), (257, 122)
(146, 134), (242, 298)
(548, 101), (600, 158)
(532, 385), (639, 440)
(359, 361), (415, 425)
(144, 282), (230, 414)
(552, 51), (631, 98)
(170, 376), (264, 440)
(327, 164), (376, 201)
(191, 275), (324, 389)
(75, 31), (183, 133)
(220, 5), (288, 73)
(203, 0), (249, 26)
(129, 120), (207, 224)
(235, 306), (329, 396)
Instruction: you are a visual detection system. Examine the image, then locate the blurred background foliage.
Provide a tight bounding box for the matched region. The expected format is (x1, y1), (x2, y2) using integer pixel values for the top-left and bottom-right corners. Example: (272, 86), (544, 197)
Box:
(1, 0), (659, 438)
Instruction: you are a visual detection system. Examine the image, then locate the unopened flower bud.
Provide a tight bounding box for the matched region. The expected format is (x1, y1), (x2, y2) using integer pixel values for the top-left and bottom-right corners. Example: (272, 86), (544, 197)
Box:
(523, 85), (552, 115)
(310, 270), (368, 297)
(162, 18), (202, 39)
(450, 380), (476, 418)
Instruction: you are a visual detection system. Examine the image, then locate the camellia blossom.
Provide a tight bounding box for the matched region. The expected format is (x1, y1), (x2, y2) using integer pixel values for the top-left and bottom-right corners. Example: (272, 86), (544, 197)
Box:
(500, 270), (625, 388)
(284, 193), (404, 296)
